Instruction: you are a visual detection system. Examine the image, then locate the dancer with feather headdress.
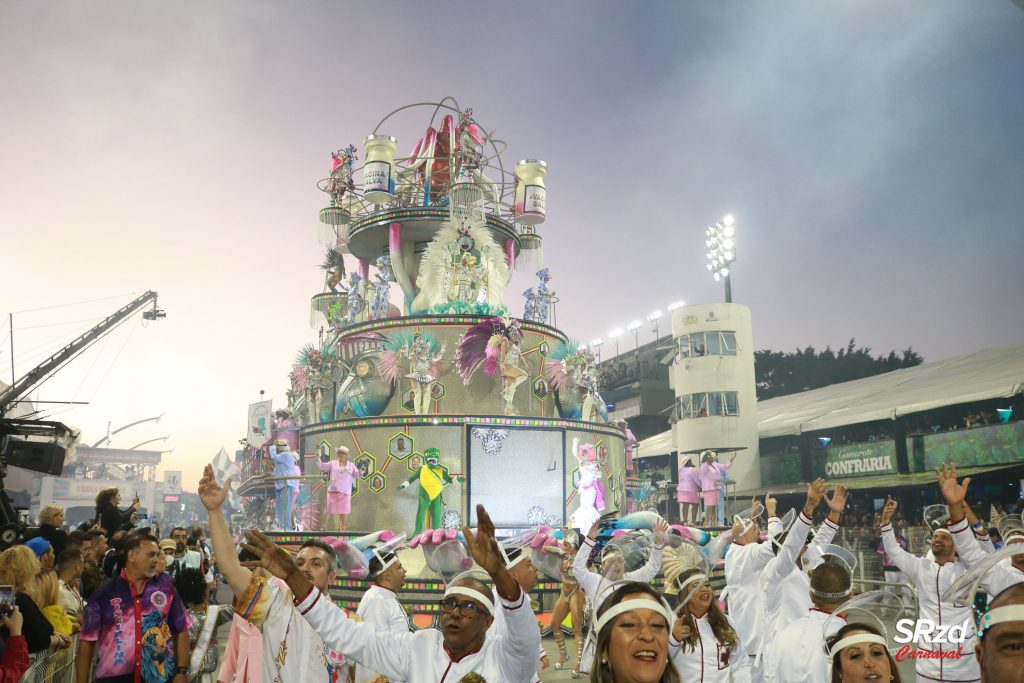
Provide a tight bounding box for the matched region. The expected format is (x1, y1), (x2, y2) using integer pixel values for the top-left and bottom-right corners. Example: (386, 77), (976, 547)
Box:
(378, 330), (445, 415)
(455, 316), (529, 415)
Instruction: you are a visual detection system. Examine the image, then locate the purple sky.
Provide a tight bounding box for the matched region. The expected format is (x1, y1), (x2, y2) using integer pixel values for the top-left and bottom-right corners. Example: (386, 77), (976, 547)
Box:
(2, 1), (1022, 488)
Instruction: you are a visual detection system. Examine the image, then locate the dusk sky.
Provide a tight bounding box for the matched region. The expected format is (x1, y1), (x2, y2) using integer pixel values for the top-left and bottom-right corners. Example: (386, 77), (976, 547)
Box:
(2, 1), (1022, 488)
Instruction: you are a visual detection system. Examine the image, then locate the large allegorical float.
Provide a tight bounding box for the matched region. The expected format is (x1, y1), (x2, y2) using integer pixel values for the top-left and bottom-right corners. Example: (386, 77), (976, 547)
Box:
(265, 98), (627, 560)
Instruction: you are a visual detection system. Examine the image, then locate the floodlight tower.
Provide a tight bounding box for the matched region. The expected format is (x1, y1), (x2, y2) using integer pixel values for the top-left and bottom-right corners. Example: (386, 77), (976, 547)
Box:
(705, 215), (736, 303)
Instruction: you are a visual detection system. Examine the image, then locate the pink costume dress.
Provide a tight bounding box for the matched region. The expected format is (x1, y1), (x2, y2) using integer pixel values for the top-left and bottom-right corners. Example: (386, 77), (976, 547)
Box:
(319, 459), (359, 514)
(676, 465), (701, 504)
(699, 461), (732, 506)
(217, 577), (287, 683)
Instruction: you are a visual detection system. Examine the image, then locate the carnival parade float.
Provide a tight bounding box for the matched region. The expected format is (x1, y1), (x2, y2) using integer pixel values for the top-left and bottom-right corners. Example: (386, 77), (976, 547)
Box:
(255, 98), (628, 543)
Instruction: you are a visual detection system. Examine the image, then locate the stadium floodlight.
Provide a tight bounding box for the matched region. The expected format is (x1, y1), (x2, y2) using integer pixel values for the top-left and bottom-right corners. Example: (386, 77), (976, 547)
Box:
(705, 215), (737, 302)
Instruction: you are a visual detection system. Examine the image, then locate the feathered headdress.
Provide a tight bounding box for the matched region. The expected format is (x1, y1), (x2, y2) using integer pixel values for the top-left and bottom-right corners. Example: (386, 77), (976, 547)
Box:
(411, 214), (510, 313)
(378, 330), (443, 385)
(543, 340), (588, 391)
(454, 316), (522, 384)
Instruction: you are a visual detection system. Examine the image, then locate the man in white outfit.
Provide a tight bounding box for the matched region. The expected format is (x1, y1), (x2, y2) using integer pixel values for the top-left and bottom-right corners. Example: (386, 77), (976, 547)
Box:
(488, 543), (547, 681)
(974, 582), (1024, 683)
(938, 463), (1024, 599)
(759, 480), (848, 668)
(242, 503), (542, 683)
(356, 542), (411, 683)
(764, 560), (852, 682)
(723, 494), (784, 679)
(879, 491), (981, 682)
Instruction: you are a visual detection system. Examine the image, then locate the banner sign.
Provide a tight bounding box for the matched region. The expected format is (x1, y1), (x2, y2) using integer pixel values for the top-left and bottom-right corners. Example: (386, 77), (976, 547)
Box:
(921, 421), (1024, 470)
(74, 447), (162, 466)
(247, 400), (273, 447)
(164, 470), (182, 495)
(814, 440), (898, 478)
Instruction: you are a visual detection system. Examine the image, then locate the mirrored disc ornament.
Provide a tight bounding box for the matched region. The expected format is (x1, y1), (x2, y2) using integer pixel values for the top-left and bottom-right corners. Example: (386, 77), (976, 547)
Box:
(527, 506), (546, 526)
(442, 509), (464, 530)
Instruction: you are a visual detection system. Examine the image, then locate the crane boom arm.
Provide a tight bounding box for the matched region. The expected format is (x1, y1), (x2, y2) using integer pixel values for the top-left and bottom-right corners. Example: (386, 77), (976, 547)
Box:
(0, 291), (160, 416)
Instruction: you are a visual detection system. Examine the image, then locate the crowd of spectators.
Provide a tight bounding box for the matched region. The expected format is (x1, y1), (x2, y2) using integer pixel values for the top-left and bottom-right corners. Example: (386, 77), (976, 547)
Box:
(0, 488), (223, 682)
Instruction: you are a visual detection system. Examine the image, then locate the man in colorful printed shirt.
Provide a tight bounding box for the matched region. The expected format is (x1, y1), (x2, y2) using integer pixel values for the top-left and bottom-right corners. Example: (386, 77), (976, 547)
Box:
(77, 532), (192, 683)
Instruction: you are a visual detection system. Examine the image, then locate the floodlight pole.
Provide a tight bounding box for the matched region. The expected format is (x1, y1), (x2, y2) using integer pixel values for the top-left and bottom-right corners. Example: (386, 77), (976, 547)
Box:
(724, 274), (733, 304)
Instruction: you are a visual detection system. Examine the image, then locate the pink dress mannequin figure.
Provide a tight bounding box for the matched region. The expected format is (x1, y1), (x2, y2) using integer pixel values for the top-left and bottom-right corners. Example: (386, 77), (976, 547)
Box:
(676, 457), (701, 525)
(318, 446), (360, 531)
(699, 450), (736, 526)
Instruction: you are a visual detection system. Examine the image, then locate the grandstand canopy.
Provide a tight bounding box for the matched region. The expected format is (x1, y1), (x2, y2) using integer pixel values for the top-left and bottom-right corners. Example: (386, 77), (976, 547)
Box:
(758, 343), (1024, 438)
(637, 344), (1024, 457)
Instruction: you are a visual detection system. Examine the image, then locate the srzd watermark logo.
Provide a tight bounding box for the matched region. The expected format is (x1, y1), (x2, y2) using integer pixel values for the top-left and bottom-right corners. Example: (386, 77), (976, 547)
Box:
(893, 619), (973, 661)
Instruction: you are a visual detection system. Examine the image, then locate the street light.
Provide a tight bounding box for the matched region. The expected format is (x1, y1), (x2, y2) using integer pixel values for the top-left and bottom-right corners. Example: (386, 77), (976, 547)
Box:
(706, 214), (737, 303)
(590, 338), (603, 363)
(647, 310), (663, 340)
(608, 328), (623, 357)
(667, 300), (685, 312)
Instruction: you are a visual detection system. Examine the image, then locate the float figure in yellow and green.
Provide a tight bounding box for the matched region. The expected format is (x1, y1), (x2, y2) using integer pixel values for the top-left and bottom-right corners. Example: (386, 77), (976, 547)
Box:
(398, 448), (462, 534)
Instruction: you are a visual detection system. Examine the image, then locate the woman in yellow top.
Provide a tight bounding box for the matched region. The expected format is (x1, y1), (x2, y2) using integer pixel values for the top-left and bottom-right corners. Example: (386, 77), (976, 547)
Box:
(35, 569), (75, 636)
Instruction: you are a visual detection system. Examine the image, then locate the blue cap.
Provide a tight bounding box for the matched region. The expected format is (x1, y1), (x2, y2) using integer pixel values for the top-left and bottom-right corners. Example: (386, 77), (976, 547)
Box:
(25, 537), (51, 558)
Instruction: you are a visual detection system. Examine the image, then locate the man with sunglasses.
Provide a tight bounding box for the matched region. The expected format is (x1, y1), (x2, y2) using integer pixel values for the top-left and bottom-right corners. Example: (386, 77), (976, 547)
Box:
(240, 502), (542, 683)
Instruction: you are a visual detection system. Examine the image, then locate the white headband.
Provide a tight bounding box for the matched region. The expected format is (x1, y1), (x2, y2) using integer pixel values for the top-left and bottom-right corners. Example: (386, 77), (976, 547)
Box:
(675, 573), (709, 597)
(443, 587), (494, 615)
(828, 633), (887, 658)
(980, 605), (1024, 635)
(594, 597), (675, 635)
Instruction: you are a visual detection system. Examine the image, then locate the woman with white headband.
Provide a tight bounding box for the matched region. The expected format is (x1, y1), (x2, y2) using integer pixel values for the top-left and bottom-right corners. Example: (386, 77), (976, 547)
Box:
(590, 581), (680, 683)
(668, 567), (749, 683)
(824, 623), (902, 683)
(573, 518), (669, 678)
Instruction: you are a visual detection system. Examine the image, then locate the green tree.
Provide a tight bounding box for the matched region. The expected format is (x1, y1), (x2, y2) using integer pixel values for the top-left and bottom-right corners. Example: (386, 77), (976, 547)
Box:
(754, 339), (922, 400)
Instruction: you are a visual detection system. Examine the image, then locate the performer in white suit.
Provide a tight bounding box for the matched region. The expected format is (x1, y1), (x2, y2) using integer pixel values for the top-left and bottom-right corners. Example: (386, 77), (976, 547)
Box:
(759, 480), (847, 666)
(763, 557), (853, 683)
(573, 518), (668, 677)
(355, 542), (411, 683)
(879, 491), (980, 683)
(241, 504), (542, 683)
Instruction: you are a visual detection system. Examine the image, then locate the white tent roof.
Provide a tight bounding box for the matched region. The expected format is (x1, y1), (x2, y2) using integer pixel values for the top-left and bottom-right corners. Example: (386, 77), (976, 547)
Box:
(638, 429), (675, 458)
(758, 343), (1024, 438)
(635, 343), (1024, 454)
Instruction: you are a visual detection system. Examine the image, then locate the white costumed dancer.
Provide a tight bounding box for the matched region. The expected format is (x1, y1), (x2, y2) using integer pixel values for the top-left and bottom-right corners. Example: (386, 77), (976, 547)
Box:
(938, 463), (1024, 599)
(759, 481), (846, 660)
(243, 504), (542, 683)
(670, 566), (752, 683)
(572, 518), (668, 677)
(722, 495), (784, 675)
(569, 437), (605, 535)
(878, 484), (981, 683)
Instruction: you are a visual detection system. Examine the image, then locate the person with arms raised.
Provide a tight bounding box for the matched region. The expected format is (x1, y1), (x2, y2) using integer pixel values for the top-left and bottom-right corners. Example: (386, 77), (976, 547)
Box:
(198, 465), (350, 683)
(239, 500), (542, 683)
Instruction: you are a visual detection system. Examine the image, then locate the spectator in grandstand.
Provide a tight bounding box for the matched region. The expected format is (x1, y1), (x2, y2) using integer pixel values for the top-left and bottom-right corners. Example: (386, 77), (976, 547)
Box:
(0, 545), (69, 654)
(36, 569), (74, 637)
(78, 532), (191, 683)
(95, 487), (140, 539)
(56, 549), (84, 622)
(81, 529), (108, 600)
(25, 504), (70, 557)
(0, 606), (29, 681)
(175, 567), (233, 682)
(24, 537), (54, 571)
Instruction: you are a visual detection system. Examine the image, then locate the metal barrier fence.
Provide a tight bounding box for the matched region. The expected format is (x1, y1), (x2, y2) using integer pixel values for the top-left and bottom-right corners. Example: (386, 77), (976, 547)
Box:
(19, 637), (76, 683)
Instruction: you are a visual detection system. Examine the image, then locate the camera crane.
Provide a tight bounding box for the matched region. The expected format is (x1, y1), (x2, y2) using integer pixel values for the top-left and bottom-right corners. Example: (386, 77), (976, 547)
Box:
(0, 290), (165, 545)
